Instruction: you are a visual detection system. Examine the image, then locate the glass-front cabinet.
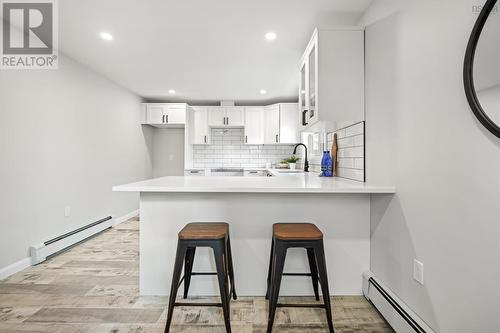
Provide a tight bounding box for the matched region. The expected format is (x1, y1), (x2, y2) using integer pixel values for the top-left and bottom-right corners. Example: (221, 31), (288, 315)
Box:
(308, 44), (317, 123)
(298, 31), (318, 129)
(297, 28), (365, 130)
(299, 63), (308, 127)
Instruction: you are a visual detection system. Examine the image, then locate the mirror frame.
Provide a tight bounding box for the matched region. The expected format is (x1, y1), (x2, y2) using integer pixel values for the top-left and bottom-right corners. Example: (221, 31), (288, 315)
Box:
(464, 0), (500, 139)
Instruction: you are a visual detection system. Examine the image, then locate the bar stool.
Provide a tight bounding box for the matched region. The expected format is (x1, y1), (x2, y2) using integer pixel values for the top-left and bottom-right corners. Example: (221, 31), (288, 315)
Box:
(265, 223), (334, 333)
(164, 222), (237, 333)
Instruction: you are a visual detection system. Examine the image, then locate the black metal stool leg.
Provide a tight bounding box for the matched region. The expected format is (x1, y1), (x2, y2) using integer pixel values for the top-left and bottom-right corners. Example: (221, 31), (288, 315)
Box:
(314, 241), (335, 333)
(164, 241), (188, 333)
(213, 239), (232, 333)
(183, 247), (196, 299)
(306, 248), (320, 301)
(265, 237), (275, 300)
(267, 240), (287, 333)
(226, 235), (237, 300)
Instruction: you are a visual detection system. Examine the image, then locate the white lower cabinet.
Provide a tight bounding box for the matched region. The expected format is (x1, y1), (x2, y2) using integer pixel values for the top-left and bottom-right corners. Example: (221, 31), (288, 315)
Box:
(244, 107), (264, 144)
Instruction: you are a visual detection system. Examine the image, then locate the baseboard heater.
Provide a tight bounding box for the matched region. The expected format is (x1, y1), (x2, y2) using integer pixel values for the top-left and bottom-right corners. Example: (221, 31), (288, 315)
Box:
(362, 271), (436, 333)
(30, 216), (113, 264)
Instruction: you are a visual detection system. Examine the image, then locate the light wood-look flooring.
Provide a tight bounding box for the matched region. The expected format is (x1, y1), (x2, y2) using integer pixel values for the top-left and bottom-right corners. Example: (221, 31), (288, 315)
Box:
(0, 217), (394, 332)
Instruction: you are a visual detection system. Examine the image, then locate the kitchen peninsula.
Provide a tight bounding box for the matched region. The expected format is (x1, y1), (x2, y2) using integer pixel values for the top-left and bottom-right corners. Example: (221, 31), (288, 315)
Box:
(114, 173), (395, 296)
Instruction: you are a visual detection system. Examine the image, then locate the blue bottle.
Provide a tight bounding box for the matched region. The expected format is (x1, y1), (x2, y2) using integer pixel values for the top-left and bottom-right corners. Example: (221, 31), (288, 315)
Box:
(321, 151), (332, 177)
(324, 151), (333, 177)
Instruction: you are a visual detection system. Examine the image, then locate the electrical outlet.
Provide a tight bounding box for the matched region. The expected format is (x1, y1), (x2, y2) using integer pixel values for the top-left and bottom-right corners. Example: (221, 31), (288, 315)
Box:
(413, 259), (424, 285)
(64, 205), (71, 218)
(169, 154), (174, 161)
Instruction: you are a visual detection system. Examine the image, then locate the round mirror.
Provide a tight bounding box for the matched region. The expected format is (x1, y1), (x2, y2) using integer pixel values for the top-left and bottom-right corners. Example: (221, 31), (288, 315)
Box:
(464, 0), (500, 138)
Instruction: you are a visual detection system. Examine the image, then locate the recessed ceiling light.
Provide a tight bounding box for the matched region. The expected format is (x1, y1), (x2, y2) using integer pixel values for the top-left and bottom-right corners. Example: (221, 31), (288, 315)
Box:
(100, 32), (113, 41)
(260, 89), (267, 95)
(168, 89), (176, 94)
(265, 32), (277, 41)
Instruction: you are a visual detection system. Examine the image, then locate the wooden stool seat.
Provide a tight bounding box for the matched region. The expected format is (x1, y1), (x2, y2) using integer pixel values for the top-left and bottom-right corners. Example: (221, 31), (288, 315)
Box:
(179, 222), (228, 240)
(273, 223), (323, 241)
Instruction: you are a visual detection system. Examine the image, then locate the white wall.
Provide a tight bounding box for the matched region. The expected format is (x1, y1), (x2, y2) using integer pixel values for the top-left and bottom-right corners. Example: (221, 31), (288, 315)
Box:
(0, 55), (153, 270)
(477, 84), (500, 126)
(361, 1), (500, 332)
(152, 128), (185, 177)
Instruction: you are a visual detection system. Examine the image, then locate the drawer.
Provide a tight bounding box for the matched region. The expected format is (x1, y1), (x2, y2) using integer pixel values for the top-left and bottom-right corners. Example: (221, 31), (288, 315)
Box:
(184, 170), (205, 176)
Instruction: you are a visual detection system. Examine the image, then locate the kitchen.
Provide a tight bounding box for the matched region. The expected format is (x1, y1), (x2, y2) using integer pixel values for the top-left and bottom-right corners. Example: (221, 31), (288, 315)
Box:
(1, 1), (500, 333)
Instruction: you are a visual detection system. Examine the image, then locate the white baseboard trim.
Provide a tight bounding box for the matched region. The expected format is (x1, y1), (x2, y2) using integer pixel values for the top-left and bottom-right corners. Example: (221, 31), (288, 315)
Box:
(0, 257), (31, 280)
(1, 210), (139, 281)
(112, 209), (139, 226)
(363, 271), (436, 333)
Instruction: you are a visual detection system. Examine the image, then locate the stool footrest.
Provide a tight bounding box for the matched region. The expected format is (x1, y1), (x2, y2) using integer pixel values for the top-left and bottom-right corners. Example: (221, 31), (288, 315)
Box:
(174, 302), (222, 307)
(191, 272), (217, 276)
(283, 272), (314, 277)
(277, 303), (326, 309)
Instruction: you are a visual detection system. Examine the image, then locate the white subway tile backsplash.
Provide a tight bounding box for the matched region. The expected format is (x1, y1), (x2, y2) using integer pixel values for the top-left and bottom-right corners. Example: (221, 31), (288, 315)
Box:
(345, 122), (364, 137)
(338, 158), (355, 168)
(322, 122), (365, 182)
(354, 158), (364, 170)
(192, 128), (295, 168)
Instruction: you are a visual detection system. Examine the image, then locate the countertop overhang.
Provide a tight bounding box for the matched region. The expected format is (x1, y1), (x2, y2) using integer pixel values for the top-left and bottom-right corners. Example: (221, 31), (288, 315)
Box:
(113, 173), (395, 194)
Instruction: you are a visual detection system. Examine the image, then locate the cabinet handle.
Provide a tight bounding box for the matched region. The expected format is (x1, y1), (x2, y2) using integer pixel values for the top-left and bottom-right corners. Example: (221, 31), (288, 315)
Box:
(226, 117), (229, 125)
(166, 115), (169, 123)
(162, 115), (165, 123)
(276, 134), (279, 143)
(245, 136), (248, 143)
(204, 135), (207, 143)
(302, 110), (309, 126)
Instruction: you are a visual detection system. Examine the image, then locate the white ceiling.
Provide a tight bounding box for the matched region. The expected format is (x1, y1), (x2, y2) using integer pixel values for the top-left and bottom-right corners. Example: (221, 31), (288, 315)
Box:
(59, 0), (372, 104)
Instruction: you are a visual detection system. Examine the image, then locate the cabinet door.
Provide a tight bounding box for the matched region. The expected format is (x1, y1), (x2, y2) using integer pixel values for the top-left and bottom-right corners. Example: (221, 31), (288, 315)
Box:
(264, 105), (280, 144)
(279, 104), (300, 144)
(192, 107), (209, 144)
(244, 107), (264, 144)
(165, 105), (186, 124)
(208, 107), (224, 126)
(308, 42), (317, 123)
(299, 62), (308, 127)
(147, 105), (166, 124)
(225, 107), (244, 126)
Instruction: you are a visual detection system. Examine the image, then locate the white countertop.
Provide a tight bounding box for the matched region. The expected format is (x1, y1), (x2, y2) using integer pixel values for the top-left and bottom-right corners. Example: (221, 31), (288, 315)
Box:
(113, 172), (395, 194)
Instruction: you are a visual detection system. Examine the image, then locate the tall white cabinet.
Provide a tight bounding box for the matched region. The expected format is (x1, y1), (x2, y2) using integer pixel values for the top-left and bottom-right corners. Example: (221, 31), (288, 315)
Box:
(190, 107), (210, 144)
(264, 103), (300, 144)
(244, 107), (265, 144)
(299, 28), (365, 130)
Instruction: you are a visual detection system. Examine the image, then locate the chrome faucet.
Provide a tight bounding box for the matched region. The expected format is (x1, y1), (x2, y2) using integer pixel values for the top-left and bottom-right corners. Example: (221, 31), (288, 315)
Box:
(293, 143), (309, 172)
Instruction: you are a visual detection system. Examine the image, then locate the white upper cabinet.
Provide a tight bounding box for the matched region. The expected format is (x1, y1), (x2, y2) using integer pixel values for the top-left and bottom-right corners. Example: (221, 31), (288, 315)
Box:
(142, 103), (187, 127)
(264, 105), (280, 144)
(225, 107), (244, 127)
(190, 107), (210, 144)
(278, 103), (300, 144)
(299, 28), (364, 129)
(208, 107), (244, 127)
(264, 103), (300, 144)
(244, 107), (264, 144)
(208, 107), (225, 126)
